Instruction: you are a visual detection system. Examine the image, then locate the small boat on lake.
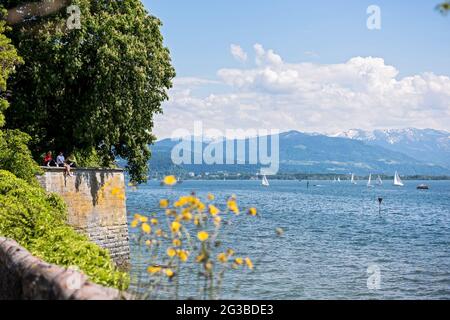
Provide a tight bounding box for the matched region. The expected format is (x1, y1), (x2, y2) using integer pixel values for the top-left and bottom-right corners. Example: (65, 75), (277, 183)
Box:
(367, 174), (374, 188)
(393, 171), (404, 187)
(417, 184), (429, 190)
(262, 174), (270, 187)
(350, 173), (357, 185)
(376, 175), (383, 186)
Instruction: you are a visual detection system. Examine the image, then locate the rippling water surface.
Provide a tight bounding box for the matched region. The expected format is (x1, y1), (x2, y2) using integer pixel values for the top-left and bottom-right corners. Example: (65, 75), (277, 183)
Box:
(126, 180), (450, 299)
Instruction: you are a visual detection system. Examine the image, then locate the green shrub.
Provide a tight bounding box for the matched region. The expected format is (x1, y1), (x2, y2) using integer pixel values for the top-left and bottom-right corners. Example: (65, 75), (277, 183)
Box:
(0, 129), (42, 184)
(0, 170), (129, 290)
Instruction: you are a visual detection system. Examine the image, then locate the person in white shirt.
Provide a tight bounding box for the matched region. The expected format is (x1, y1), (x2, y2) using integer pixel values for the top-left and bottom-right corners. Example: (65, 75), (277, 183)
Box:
(56, 152), (65, 167)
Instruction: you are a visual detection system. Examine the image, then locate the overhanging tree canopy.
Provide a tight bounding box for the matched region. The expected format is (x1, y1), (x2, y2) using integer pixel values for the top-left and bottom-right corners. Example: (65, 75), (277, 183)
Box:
(4, 0), (175, 183)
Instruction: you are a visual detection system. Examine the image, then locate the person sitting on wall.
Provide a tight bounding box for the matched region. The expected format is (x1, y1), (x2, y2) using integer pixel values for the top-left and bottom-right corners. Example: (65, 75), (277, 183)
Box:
(64, 153), (78, 177)
(56, 151), (65, 167)
(43, 151), (57, 167)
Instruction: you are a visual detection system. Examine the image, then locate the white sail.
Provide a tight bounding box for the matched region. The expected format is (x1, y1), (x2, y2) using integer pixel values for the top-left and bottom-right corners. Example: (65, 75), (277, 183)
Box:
(262, 175), (270, 187)
(377, 175), (383, 186)
(337, 177), (341, 182)
(367, 174), (372, 187)
(393, 171), (404, 187)
(351, 173), (357, 184)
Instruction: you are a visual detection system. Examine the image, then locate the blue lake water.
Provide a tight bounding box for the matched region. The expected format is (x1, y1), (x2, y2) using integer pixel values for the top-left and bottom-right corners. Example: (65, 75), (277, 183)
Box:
(126, 180), (450, 300)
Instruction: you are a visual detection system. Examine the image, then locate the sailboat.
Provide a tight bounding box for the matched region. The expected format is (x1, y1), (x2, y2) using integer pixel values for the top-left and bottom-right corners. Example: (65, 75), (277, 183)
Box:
(337, 177), (341, 182)
(393, 171), (404, 187)
(376, 175), (383, 186)
(262, 174), (270, 187)
(367, 174), (373, 188)
(350, 173), (357, 185)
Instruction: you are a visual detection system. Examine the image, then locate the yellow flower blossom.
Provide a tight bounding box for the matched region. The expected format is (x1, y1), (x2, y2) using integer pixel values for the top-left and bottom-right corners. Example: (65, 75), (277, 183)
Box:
(159, 199), (169, 208)
(227, 199), (239, 214)
(217, 253), (228, 263)
(208, 204), (220, 216)
(226, 249), (235, 256)
(151, 218), (158, 225)
(145, 240), (152, 246)
(167, 247), (177, 258)
(139, 216), (148, 222)
(147, 266), (162, 274)
(178, 250), (189, 262)
(130, 219), (139, 228)
(155, 229), (163, 237)
(142, 223), (151, 234)
(248, 207), (257, 216)
(235, 257), (244, 265)
(163, 175), (177, 186)
(197, 231), (209, 242)
(182, 211), (193, 221)
(207, 193), (215, 201)
(245, 257), (254, 270)
(194, 216), (200, 226)
(173, 239), (182, 247)
(205, 262), (213, 271)
(171, 221), (182, 233)
(165, 268), (174, 278)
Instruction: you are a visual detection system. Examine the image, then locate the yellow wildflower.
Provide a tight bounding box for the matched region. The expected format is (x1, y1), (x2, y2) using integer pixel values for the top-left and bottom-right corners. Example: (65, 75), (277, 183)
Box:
(182, 211), (193, 221)
(178, 250), (189, 262)
(226, 249), (235, 256)
(217, 253), (228, 263)
(171, 221), (182, 233)
(163, 175), (177, 186)
(197, 231), (209, 242)
(207, 193), (215, 201)
(208, 204), (220, 216)
(151, 218), (158, 225)
(227, 199), (239, 214)
(159, 199), (169, 208)
(248, 207), (257, 216)
(205, 262), (213, 271)
(167, 247), (177, 258)
(145, 240), (152, 246)
(139, 216), (148, 222)
(245, 257), (254, 270)
(173, 239), (182, 247)
(141, 223), (151, 234)
(165, 268), (174, 278)
(147, 266), (162, 274)
(130, 219), (139, 228)
(235, 257), (244, 265)
(155, 229), (163, 237)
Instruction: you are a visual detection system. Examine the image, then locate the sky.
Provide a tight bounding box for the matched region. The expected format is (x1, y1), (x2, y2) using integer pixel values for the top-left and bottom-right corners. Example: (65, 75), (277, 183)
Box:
(142, 0), (450, 139)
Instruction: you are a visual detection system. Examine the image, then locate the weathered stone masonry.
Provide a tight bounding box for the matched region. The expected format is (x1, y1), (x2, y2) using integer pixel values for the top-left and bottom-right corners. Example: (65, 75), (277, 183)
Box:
(0, 237), (127, 300)
(36, 167), (130, 269)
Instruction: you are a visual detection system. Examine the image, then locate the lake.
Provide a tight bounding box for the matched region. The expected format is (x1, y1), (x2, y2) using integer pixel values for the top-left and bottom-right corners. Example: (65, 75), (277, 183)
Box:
(126, 179), (450, 300)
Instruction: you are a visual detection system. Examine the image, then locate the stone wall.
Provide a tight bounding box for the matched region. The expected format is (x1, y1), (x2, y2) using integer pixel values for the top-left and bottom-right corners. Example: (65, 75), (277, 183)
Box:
(37, 167), (130, 269)
(0, 237), (127, 300)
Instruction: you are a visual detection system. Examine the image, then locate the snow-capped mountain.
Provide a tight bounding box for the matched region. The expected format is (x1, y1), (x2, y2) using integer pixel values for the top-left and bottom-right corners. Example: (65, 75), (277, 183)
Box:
(331, 128), (450, 169)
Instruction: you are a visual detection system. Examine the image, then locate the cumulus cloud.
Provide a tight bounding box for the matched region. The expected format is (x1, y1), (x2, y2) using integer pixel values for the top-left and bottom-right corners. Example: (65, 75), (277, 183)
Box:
(230, 44), (248, 63)
(153, 44), (450, 139)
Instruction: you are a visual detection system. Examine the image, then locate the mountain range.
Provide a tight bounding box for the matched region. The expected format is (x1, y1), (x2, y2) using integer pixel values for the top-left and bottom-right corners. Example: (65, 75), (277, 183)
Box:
(148, 128), (450, 175)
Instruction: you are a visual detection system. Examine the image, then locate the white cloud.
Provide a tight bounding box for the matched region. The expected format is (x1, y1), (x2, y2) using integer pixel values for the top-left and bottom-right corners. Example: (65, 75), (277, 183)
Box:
(153, 44), (450, 139)
(230, 44), (248, 63)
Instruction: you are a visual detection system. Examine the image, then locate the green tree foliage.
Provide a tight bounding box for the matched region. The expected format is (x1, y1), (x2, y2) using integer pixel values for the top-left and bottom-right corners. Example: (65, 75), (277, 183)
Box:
(4, 0), (175, 183)
(0, 8), (22, 127)
(0, 170), (129, 289)
(437, 1), (450, 14)
(0, 8), (41, 183)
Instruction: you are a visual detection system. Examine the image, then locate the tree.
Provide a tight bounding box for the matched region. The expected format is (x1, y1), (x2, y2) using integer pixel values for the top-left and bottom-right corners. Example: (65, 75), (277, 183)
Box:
(437, 1), (450, 14)
(4, 0), (175, 183)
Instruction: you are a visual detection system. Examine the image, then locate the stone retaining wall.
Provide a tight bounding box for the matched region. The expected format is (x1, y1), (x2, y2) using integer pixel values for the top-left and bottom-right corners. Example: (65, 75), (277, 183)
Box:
(36, 167), (130, 269)
(0, 237), (127, 300)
